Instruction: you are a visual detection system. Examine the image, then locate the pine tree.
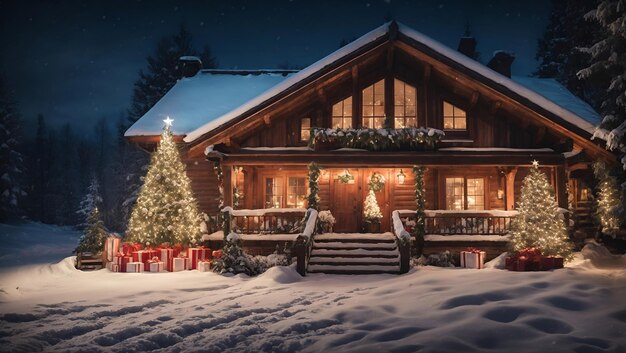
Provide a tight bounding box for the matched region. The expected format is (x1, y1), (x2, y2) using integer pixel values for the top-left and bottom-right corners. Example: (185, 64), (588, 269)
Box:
(128, 26), (217, 123)
(75, 177), (107, 254)
(593, 161), (622, 233)
(0, 75), (25, 222)
(535, 0), (601, 100)
(577, 0), (626, 169)
(126, 119), (202, 246)
(212, 232), (259, 275)
(509, 162), (573, 260)
(363, 189), (383, 224)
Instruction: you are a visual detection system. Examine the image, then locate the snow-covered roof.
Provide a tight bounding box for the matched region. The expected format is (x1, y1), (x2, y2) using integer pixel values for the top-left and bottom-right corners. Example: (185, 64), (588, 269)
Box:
(124, 70), (296, 137)
(125, 21), (600, 142)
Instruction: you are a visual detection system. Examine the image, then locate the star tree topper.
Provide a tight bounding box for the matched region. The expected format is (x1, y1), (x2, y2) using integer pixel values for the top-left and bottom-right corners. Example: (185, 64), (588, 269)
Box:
(163, 116), (174, 127)
(531, 160), (539, 168)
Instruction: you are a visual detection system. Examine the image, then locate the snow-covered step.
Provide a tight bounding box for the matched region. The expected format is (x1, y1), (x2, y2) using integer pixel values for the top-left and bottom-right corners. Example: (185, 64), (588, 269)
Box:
(308, 264), (401, 274)
(310, 248), (399, 257)
(312, 241), (397, 250)
(307, 233), (402, 274)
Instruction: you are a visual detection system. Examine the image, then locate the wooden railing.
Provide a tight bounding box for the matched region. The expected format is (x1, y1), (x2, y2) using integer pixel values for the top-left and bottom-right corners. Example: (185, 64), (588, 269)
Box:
(230, 209), (307, 234)
(391, 210), (411, 274)
(293, 209), (318, 276)
(397, 210), (516, 236)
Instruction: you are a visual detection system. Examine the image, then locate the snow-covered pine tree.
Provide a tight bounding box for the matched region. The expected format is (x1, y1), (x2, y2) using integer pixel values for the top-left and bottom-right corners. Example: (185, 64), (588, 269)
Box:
(126, 119), (203, 246)
(509, 162), (573, 260)
(75, 177), (107, 254)
(577, 0), (626, 170)
(0, 75), (25, 222)
(593, 161), (622, 233)
(212, 232), (260, 275)
(535, 0), (601, 100)
(77, 176), (102, 229)
(363, 189), (383, 224)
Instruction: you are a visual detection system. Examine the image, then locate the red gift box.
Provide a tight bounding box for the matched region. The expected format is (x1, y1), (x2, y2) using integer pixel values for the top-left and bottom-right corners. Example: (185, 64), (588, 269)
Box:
(132, 250), (158, 266)
(114, 254), (132, 273)
(212, 250), (223, 259)
(188, 247), (212, 270)
(540, 256), (564, 270)
(122, 242), (142, 255)
(157, 247), (176, 272)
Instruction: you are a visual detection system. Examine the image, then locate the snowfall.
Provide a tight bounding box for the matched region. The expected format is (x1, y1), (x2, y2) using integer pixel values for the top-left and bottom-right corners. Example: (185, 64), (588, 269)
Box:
(1, 223), (625, 353)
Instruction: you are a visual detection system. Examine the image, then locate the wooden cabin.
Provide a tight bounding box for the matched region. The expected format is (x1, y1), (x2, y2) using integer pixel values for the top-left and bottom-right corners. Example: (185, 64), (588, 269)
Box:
(126, 22), (616, 274)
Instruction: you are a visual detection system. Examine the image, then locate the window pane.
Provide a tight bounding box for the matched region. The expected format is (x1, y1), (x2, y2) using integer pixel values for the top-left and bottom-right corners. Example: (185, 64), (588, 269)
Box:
(300, 118), (310, 141)
(443, 101), (467, 130)
(395, 117), (405, 128)
(446, 177), (465, 210)
(332, 97), (352, 129)
(405, 117), (417, 127)
(455, 117), (467, 130)
(406, 105), (416, 117)
(332, 102), (342, 116)
(374, 118), (385, 129)
(363, 86), (373, 104)
(466, 178), (484, 210)
(444, 117), (454, 129)
(343, 117), (352, 129)
(363, 105), (373, 117)
(374, 105), (385, 117)
(287, 177), (306, 208)
(332, 118), (342, 129)
(443, 101), (454, 116)
(363, 79), (385, 127)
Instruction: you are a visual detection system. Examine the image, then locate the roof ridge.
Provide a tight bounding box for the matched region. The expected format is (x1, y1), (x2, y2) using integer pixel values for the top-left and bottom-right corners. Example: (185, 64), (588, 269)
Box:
(200, 69), (300, 76)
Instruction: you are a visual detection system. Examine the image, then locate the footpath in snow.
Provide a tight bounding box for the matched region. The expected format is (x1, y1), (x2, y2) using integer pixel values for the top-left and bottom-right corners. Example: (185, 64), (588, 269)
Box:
(0, 223), (625, 353)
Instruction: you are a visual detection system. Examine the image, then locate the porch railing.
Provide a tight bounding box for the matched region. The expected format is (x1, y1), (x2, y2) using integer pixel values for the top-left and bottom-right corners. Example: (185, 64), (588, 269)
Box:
(397, 210), (517, 236)
(229, 208), (308, 234)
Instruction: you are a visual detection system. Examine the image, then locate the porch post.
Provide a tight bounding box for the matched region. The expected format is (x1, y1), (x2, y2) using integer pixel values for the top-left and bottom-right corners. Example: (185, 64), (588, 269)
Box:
(505, 167), (518, 210)
(223, 166), (233, 207)
(555, 165), (568, 209)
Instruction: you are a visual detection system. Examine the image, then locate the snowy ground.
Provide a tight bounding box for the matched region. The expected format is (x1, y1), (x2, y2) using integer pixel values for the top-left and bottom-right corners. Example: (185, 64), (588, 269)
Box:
(1, 224), (625, 353)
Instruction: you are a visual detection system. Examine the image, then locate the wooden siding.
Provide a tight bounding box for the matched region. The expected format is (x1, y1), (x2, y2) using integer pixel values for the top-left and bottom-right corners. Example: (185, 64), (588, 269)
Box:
(185, 158), (220, 216)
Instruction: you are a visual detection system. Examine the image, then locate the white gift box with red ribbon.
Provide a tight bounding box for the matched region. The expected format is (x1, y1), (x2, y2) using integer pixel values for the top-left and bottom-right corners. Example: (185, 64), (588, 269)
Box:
(460, 249), (487, 269)
(126, 262), (144, 273)
(105, 236), (121, 262)
(197, 260), (211, 272)
(172, 257), (190, 272)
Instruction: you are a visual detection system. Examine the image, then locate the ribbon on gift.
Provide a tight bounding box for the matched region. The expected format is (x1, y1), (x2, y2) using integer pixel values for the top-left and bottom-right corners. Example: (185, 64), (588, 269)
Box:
(188, 247), (212, 270)
(104, 236), (121, 262)
(122, 242), (142, 255)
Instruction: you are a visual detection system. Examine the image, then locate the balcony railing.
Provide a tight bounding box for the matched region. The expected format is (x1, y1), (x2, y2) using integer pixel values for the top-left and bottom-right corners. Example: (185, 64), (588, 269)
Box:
(229, 208), (307, 234)
(397, 210), (517, 236)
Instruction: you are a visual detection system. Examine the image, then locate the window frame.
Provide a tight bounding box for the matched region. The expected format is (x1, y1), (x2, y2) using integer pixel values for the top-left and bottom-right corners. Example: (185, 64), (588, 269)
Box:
(361, 79), (386, 129)
(299, 117), (311, 143)
(442, 100), (467, 131)
(331, 96), (353, 129)
(442, 175), (487, 211)
(393, 78), (418, 128)
(261, 172), (309, 209)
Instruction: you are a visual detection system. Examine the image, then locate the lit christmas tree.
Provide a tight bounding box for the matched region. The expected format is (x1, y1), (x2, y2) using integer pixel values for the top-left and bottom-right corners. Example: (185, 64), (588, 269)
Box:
(126, 118), (202, 246)
(363, 189), (382, 224)
(509, 161), (573, 260)
(75, 177), (107, 254)
(592, 161), (622, 234)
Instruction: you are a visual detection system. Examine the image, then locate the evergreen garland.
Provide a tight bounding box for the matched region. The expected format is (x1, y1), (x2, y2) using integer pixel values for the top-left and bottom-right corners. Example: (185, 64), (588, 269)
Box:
(213, 161), (224, 209)
(307, 162), (321, 210)
(309, 127), (444, 151)
(413, 166), (426, 255)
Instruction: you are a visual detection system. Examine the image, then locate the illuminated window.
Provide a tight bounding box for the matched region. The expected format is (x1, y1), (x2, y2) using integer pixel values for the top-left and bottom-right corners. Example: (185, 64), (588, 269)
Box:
(445, 177), (484, 210)
(394, 79), (417, 128)
(300, 117), (311, 141)
(332, 97), (352, 129)
(265, 178), (283, 208)
(443, 101), (466, 130)
(287, 177), (307, 208)
(362, 79), (385, 128)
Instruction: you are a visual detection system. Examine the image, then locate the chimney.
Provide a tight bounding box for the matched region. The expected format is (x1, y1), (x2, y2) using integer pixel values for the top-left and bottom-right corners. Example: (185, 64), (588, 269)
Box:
(178, 56), (202, 78)
(457, 37), (477, 58)
(487, 51), (515, 78)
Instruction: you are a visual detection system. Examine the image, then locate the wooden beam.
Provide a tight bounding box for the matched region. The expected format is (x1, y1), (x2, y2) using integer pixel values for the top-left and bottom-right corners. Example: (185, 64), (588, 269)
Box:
(263, 114), (272, 127)
(225, 137), (240, 152)
(223, 166), (233, 208)
(490, 100), (502, 115)
(470, 91), (480, 109)
(505, 167), (518, 210)
(351, 65), (361, 128)
(555, 165), (568, 209)
(423, 64), (432, 84)
(386, 45), (395, 73)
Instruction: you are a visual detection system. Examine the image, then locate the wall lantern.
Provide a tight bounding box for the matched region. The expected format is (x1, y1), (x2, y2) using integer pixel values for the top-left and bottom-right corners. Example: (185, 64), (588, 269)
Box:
(397, 169), (406, 184)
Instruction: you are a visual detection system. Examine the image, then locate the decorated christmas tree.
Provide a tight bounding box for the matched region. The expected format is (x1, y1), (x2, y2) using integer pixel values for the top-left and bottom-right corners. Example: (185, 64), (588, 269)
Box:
(75, 178), (107, 254)
(363, 189), (382, 224)
(592, 161), (622, 234)
(509, 161), (573, 260)
(126, 118), (202, 246)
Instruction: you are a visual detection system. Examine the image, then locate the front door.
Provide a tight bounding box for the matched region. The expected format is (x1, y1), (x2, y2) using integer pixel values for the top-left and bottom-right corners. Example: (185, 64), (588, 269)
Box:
(330, 169), (361, 232)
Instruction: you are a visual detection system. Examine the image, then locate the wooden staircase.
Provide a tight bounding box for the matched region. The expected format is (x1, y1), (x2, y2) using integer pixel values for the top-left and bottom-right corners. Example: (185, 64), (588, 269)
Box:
(307, 233), (401, 274)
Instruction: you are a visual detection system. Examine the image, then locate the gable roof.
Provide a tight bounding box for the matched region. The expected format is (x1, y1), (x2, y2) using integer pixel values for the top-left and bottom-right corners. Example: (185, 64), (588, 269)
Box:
(125, 21), (601, 144)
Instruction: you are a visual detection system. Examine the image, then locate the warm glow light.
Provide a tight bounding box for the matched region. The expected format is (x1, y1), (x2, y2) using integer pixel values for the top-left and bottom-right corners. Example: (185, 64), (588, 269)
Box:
(531, 160), (539, 168)
(397, 169), (406, 184)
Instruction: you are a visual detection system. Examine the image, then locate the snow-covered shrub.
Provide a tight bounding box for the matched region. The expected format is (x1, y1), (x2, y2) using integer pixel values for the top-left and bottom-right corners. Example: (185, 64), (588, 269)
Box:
(426, 251), (455, 267)
(212, 233), (260, 276)
(250, 245), (292, 273)
(317, 210), (336, 233)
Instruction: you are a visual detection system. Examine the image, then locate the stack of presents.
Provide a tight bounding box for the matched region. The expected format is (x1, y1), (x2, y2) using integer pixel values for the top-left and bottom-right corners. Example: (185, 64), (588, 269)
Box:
(458, 247), (564, 271)
(103, 236), (222, 273)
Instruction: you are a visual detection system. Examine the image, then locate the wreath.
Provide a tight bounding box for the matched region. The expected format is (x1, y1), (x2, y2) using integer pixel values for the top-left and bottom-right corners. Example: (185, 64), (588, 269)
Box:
(337, 173), (354, 184)
(368, 172), (386, 192)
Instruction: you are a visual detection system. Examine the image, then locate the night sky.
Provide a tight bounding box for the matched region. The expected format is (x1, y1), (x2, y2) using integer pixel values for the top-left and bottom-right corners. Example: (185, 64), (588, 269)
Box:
(0, 0), (551, 136)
